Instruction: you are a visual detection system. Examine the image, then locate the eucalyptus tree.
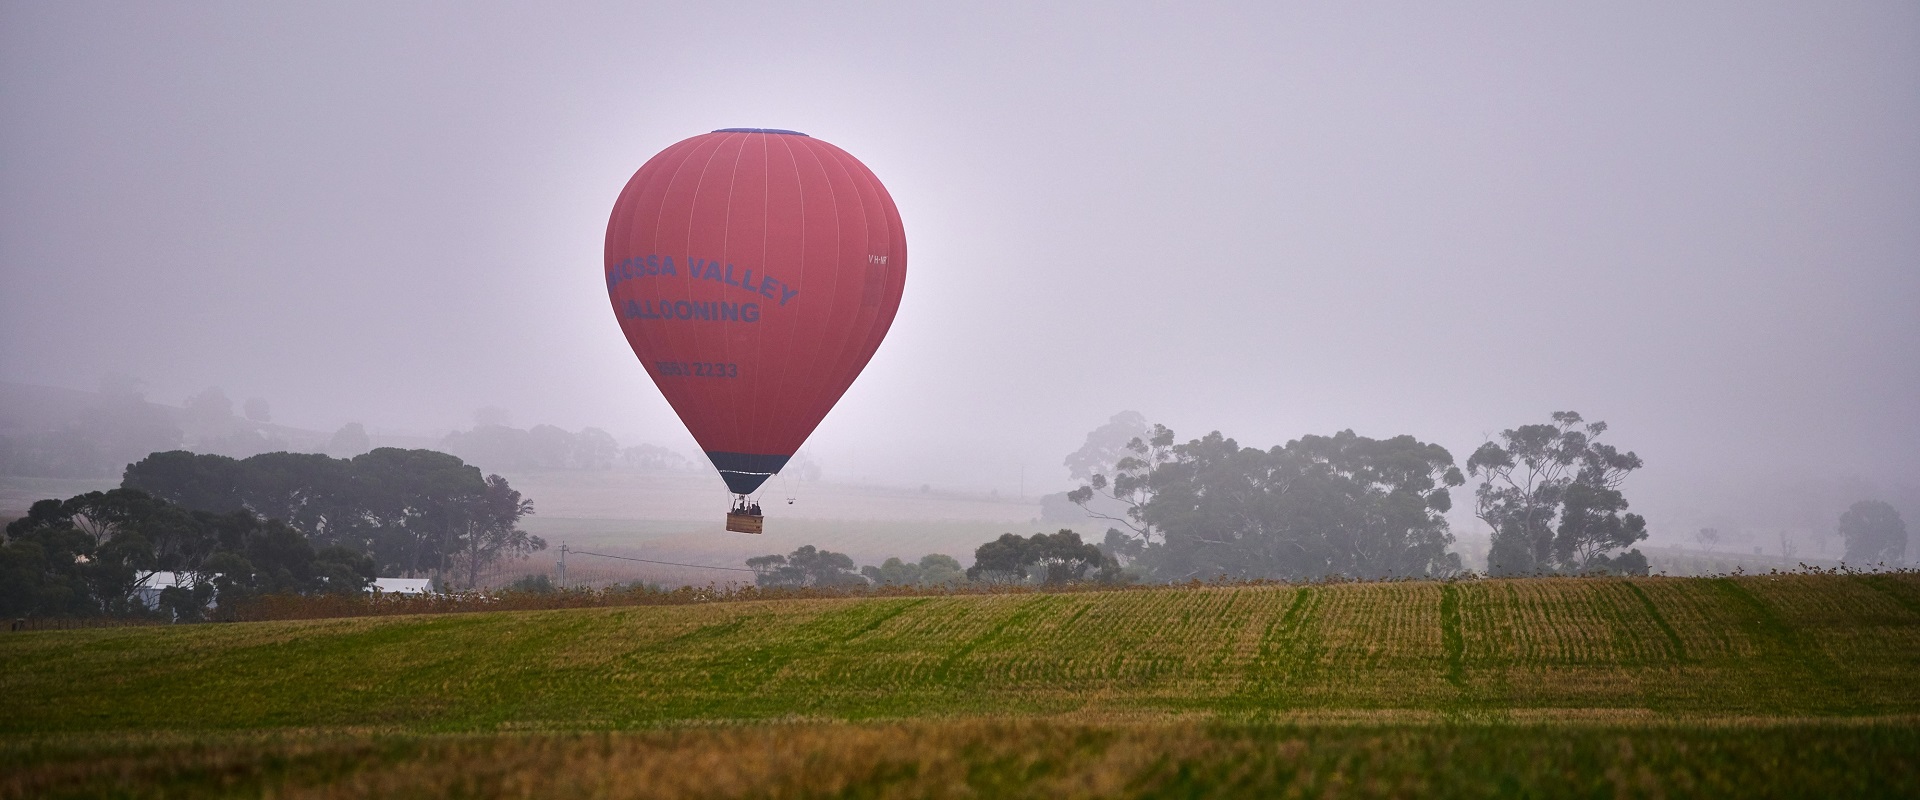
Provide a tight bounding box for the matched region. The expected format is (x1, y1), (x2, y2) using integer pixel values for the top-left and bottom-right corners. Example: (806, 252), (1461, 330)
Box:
(1839, 500), (1907, 564)
(1135, 429), (1465, 581)
(1466, 411), (1648, 576)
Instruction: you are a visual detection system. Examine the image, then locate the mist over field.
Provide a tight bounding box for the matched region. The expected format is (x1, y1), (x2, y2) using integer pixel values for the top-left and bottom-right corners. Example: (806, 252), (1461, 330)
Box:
(6, 9), (1920, 797)
(3, 2), (1917, 564)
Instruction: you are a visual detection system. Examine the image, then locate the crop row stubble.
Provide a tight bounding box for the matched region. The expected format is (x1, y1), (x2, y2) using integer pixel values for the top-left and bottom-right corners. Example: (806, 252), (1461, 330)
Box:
(3, 575), (1918, 736)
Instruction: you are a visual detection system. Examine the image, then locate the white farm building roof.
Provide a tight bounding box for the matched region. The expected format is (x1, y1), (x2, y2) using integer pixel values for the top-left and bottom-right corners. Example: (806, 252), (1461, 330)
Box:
(373, 578), (433, 595)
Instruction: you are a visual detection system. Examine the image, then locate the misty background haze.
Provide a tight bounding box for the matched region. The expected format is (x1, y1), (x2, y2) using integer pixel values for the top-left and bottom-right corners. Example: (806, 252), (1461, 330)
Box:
(3, 2), (1916, 558)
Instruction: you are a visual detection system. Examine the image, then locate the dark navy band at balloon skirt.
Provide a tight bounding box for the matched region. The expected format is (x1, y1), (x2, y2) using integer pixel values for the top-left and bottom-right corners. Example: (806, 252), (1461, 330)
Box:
(706, 451), (793, 494)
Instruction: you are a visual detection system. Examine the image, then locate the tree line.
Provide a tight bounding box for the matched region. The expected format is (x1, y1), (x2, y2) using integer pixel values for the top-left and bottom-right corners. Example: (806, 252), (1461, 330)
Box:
(0, 447), (542, 620)
(1058, 410), (1909, 581)
(2, 489), (375, 621)
(747, 411), (1659, 589)
(1060, 410), (1652, 581)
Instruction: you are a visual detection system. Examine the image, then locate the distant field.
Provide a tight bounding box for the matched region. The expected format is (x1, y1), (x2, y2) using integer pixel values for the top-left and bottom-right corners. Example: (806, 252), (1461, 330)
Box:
(0, 475), (119, 519)
(3, 574), (1917, 796)
(464, 470), (1054, 587)
(517, 516), (1042, 588)
(497, 469), (1041, 524)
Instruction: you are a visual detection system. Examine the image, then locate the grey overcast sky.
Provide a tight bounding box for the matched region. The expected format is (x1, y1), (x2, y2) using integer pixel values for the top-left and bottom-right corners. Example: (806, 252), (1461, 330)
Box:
(3, 2), (1916, 534)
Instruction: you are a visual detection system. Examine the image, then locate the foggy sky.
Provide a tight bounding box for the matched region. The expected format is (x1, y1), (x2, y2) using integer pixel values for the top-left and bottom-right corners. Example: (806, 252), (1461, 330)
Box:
(3, 2), (1916, 538)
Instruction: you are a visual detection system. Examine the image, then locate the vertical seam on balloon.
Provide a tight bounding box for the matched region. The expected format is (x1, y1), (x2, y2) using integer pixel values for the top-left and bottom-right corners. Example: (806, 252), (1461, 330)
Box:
(848, 157), (891, 381)
(742, 133), (788, 455)
(851, 154), (896, 412)
(822, 140), (876, 434)
(738, 132), (768, 463)
(658, 134), (733, 464)
(851, 157), (903, 409)
(765, 133), (808, 457)
(841, 154), (903, 442)
(716, 133), (748, 461)
(644, 137), (711, 371)
(686, 134), (738, 460)
(786, 137), (847, 451)
(817, 145), (872, 431)
(808, 142), (880, 437)
(741, 132), (772, 467)
(820, 143), (881, 444)
(626, 137), (704, 426)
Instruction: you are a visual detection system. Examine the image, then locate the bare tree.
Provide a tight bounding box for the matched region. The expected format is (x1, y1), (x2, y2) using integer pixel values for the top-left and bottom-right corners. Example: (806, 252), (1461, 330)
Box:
(1067, 423), (1175, 547)
(1694, 527), (1722, 553)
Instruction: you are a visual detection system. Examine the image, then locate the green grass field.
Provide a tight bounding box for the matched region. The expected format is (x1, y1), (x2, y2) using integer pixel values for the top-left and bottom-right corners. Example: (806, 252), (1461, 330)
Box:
(5, 574), (1918, 797)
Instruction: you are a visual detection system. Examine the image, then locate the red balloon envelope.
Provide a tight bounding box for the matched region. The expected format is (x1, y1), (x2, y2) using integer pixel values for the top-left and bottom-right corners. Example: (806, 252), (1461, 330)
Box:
(605, 129), (905, 496)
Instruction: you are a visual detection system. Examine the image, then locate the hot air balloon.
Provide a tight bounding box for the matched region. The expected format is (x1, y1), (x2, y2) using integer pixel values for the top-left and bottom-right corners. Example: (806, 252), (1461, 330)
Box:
(605, 129), (906, 533)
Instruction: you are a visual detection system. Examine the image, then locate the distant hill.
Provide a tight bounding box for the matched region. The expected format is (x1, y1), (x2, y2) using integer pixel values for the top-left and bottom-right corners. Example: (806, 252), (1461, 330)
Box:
(0, 381), (476, 483)
(0, 381), (344, 478)
(0, 382), (111, 431)
(0, 381), (186, 478)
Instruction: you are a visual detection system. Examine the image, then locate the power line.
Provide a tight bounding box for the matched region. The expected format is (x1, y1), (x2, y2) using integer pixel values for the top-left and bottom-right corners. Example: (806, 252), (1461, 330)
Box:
(565, 548), (757, 573)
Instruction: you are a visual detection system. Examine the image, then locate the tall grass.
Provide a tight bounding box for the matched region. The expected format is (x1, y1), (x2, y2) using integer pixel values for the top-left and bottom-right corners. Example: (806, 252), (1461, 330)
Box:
(6, 718), (1917, 799)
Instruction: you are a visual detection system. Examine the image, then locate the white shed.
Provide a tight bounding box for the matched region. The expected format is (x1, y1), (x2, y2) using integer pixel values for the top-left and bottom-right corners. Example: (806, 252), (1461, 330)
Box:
(373, 578), (433, 595)
(132, 571), (193, 609)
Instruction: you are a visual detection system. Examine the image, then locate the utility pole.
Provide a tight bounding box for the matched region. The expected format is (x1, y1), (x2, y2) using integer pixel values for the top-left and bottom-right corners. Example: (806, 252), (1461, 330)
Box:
(556, 542), (568, 585)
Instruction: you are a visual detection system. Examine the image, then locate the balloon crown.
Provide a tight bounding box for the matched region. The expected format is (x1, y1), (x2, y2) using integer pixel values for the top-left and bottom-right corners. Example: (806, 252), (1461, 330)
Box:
(712, 128), (809, 136)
